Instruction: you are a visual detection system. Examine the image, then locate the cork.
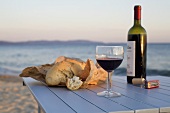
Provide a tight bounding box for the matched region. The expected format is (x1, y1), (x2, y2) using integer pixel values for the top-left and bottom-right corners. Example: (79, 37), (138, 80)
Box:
(132, 78), (145, 85)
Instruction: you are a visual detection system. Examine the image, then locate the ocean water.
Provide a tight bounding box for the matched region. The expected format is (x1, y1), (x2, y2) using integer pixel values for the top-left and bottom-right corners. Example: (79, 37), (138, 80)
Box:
(0, 42), (170, 77)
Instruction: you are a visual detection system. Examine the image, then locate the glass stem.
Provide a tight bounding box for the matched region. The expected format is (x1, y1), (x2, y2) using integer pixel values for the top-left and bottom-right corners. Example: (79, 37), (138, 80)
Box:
(107, 71), (113, 92)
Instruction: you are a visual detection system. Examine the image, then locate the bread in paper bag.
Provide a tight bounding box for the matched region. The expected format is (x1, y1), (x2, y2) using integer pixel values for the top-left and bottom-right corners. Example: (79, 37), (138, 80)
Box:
(45, 60), (85, 86)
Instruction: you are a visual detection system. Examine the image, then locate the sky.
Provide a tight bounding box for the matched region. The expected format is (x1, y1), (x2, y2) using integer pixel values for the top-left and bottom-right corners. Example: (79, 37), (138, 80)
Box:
(0, 0), (170, 43)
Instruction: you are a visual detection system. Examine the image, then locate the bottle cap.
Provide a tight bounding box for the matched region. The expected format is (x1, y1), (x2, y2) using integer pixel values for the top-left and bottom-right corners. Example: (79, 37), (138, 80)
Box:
(134, 5), (141, 20)
(134, 5), (141, 10)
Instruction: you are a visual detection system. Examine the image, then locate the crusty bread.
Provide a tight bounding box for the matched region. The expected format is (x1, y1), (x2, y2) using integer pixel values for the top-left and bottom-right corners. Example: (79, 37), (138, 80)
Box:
(81, 59), (107, 86)
(46, 61), (73, 86)
(46, 60), (85, 86)
(46, 63), (67, 86)
(77, 59), (90, 81)
(55, 56), (86, 69)
(66, 76), (83, 90)
(20, 56), (107, 90)
(54, 56), (66, 63)
(36, 64), (53, 75)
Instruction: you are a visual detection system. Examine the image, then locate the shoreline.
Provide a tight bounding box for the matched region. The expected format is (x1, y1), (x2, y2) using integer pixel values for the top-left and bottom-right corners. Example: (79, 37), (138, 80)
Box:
(0, 75), (39, 113)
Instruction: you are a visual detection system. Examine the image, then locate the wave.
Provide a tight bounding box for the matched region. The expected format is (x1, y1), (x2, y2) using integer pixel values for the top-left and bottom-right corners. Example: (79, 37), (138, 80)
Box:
(0, 67), (21, 76)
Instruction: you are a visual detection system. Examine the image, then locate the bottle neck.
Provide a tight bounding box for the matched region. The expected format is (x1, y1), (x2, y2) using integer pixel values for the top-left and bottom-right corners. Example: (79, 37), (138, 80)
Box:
(134, 19), (141, 26)
(134, 5), (141, 26)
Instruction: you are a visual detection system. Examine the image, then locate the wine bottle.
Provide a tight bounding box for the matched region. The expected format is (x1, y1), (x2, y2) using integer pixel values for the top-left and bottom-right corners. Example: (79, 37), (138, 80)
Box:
(127, 5), (147, 84)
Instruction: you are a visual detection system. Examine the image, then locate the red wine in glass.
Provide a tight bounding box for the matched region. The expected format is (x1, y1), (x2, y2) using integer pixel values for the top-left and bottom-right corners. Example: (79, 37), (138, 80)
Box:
(96, 58), (123, 72)
(96, 46), (124, 97)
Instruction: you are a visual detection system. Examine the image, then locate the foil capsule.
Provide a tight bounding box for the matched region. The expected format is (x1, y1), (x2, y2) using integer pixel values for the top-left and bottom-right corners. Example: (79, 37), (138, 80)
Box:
(145, 80), (159, 89)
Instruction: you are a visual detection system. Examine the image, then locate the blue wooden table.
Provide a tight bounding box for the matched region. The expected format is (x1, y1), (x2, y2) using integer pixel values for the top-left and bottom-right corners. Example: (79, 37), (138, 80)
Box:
(23, 76), (170, 113)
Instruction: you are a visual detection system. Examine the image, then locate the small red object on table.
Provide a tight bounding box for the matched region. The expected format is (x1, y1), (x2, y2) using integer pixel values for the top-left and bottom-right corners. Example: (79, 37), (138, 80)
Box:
(145, 80), (159, 89)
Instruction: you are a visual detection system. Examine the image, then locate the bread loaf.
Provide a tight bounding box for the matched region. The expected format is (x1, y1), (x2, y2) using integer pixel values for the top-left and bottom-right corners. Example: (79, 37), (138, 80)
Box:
(46, 60), (85, 86)
(77, 59), (90, 81)
(55, 56), (86, 69)
(81, 59), (107, 86)
(20, 56), (107, 90)
(46, 63), (67, 86)
(66, 76), (83, 90)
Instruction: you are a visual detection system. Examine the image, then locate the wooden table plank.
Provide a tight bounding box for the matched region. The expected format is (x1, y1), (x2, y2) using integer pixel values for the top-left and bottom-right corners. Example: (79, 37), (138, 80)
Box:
(23, 76), (170, 113)
(88, 85), (159, 113)
(114, 76), (170, 91)
(72, 88), (133, 113)
(114, 75), (170, 89)
(49, 87), (107, 113)
(114, 76), (170, 96)
(101, 83), (170, 107)
(112, 81), (170, 102)
(112, 76), (170, 112)
(159, 85), (170, 91)
(23, 78), (76, 113)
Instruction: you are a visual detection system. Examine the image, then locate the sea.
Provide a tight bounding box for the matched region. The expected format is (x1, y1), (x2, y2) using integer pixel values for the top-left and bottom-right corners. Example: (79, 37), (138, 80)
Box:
(0, 41), (170, 77)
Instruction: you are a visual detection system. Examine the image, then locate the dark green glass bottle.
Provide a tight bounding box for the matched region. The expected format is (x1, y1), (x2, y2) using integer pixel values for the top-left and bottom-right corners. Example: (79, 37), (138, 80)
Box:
(127, 5), (147, 84)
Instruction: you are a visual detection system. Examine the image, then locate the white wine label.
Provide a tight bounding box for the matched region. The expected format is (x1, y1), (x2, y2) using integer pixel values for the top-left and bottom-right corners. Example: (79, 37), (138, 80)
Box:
(127, 41), (135, 77)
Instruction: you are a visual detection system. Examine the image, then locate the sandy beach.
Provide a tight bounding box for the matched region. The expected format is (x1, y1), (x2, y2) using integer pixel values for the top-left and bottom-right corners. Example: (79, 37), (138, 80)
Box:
(0, 75), (42, 113)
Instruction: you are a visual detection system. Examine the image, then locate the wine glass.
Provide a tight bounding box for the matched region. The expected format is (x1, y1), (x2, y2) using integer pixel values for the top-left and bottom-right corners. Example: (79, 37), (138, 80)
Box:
(96, 46), (124, 97)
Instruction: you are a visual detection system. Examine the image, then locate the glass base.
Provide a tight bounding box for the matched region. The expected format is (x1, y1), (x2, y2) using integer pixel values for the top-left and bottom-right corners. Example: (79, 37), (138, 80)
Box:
(97, 91), (121, 98)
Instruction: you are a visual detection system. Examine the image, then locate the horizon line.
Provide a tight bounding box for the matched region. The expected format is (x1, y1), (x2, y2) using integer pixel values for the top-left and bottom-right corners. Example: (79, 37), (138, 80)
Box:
(0, 39), (170, 44)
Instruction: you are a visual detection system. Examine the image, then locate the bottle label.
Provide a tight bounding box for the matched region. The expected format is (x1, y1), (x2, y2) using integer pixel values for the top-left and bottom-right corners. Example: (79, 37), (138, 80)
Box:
(127, 41), (135, 77)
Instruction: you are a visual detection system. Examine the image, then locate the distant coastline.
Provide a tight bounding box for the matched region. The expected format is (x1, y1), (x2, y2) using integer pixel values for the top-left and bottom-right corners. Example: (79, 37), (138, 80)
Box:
(0, 40), (104, 45)
(0, 40), (170, 45)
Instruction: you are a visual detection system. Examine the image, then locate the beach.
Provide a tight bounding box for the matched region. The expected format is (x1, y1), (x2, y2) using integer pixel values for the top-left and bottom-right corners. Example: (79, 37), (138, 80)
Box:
(0, 75), (42, 113)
